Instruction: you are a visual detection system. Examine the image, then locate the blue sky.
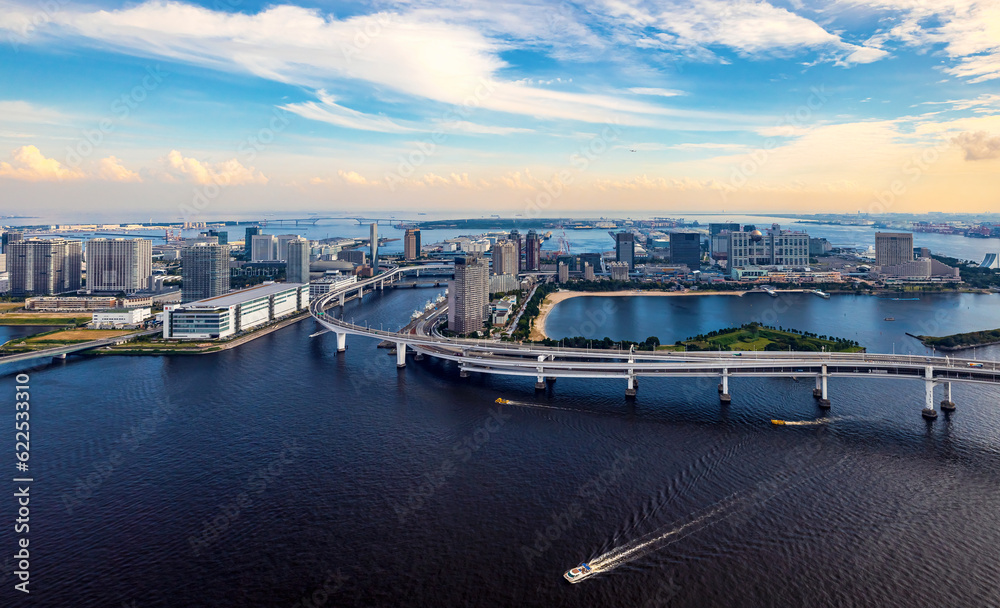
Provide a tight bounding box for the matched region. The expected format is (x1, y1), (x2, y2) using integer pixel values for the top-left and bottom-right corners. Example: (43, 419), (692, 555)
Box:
(1, 0), (998, 220)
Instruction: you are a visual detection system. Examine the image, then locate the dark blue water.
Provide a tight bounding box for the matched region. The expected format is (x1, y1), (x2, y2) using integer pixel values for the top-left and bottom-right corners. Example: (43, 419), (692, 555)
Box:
(543, 292), (1000, 356)
(2, 288), (1000, 607)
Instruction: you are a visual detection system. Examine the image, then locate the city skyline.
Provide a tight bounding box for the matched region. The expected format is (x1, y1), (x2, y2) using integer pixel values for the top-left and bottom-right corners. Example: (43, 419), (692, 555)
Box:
(0, 0), (998, 217)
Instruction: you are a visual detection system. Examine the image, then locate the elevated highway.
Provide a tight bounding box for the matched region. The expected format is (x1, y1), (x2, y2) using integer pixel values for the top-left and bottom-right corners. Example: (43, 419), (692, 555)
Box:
(311, 265), (1000, 419)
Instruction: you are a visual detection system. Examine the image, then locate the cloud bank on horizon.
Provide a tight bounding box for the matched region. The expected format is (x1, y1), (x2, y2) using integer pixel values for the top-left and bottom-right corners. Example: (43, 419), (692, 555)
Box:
(0, 0), (998, 217)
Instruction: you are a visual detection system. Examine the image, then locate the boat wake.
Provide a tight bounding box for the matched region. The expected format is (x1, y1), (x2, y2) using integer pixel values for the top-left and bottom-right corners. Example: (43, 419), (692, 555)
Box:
(580, 455), (848, 578)
(585, 491), (745, 574)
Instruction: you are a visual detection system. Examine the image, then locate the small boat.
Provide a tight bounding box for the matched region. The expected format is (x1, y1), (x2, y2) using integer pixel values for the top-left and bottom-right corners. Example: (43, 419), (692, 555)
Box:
(564, 563), (594, 583)
(771, 419), (787, 425)
(884, 317), (895, 321)
(495, 398), (511, 404)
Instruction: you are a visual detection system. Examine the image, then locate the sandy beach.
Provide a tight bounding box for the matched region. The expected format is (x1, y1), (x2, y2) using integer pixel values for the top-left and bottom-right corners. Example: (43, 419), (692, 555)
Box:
(529, 289), (745, 340)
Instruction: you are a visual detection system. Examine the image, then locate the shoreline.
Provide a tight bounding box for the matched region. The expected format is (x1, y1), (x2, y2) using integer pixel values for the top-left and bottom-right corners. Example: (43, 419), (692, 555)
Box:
(529, 289), (744, 341)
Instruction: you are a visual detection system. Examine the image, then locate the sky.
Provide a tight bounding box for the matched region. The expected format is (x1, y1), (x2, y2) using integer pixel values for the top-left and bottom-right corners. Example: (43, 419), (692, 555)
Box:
(0, 0), (998, 221)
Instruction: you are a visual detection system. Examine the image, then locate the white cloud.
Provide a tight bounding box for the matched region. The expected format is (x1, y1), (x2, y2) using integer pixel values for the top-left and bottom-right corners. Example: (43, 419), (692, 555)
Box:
(853, 0), (1000, 82)
(165, 150), (268, 185)
(952, 131), (1000, 161)
(0, 145), (85, 181)
(337, 170), (370, 185)
(628, 87), (686, 97)
(98, 156), (142, 182)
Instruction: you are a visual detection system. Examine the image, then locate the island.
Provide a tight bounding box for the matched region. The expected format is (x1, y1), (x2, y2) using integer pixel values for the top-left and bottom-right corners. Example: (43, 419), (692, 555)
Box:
(910, 328), (1000, 351)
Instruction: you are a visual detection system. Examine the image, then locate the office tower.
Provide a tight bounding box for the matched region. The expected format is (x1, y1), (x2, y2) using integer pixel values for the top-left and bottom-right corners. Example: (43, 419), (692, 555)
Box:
(181, 243), (229, 303)
(492, 240), (518, 275)
(608, 261), (629, 281)
(286, 237), (310, 284)
(276, 234), (298, 261)
(244, 226), (261, 256)
(448, 254), (489, 335)
(337, 249), (366, 265)
(203, 229), (228, 245)
(579, 252), (601, 274)
(525, 230), (542, 271)
(251, 234), (278, 261)
(556, 255), (576, 272)
(7, 238), (82, 296)
(557, 261), (569, 283)
(727, 224), (809, 269)
(669, 232), (702, 269)
(404, 228), (421, 261)
(370, 223), (379, 271)
(709, 223), (741, 238)
(2, 230), (23, 254)
(583, 262), (595, 280)
(876, 232), (915, 267)
(508, 229), (522, 271)
(86, 238), (153, 293)
(615, 232), (635, 271)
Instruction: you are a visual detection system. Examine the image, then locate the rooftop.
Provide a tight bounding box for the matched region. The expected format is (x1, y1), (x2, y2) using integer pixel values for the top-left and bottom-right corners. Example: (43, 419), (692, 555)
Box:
(183, 282), (307, 308)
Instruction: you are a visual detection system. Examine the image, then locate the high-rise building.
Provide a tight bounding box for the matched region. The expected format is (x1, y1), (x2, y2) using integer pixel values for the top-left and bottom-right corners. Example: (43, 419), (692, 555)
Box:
(2, 230), (23, 254)
(615, 232), (635, 270)
(727, 224), (809, 272)
(276, 234), (298, 261)
(370, 223), (379, 272)
(557, 261), (569, 283)
(404, 228), (421, 261)
(202, 229), (228, 245)
(244, 226), (261, 256)
(669, 232), (701, 269)
(181, 243), (229, 303)
(556, 255), (577, 272)
(508, 229), (522, 271)
(709, 223), (741, 238)
(492, 240), (518, 276)
(7, 238), (82, 296)
(608, 261), (629, 281)
(86, 238), (153, 293)
(579, 252), (602, 274)
(583, 262), (595, 281)
(337, 249), (366, 265)
(286, 237), (310, 284)
(525, 230), (542, 271)
(876, 232), (915, 267)
(251, 234), (278, 261)
(448, 254), (489, 335)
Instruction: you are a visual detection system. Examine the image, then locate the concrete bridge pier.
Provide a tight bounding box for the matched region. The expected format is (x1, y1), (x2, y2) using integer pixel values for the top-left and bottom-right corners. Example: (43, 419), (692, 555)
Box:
(817, 365), (831, 408)
(922, 367), (938, 419)
(940, 381), (956, 411)
(339, 292), (345, 307)
(54, 352), (67, 360)
(460, 368), (470, 378)
(414, 352), (424, 361)
(813, 374), (822, 399)
(396, 342), (406, 368)
(719, 369), (731, 404)
(336, 332), (347, 352)
(626, 374), (637, 398)
(535, 375), (546, 391)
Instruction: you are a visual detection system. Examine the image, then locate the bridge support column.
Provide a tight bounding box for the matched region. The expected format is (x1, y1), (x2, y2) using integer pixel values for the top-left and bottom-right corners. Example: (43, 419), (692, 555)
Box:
(335, 332), (347, 352)
(535, 375), (546, 391)
(719, 369), (731, 404)
(395, 342), (406, 368)
(54, 352), (67, 360)
(940, 381), (955, 411)
(813, 375), (822, 399)
(460, 368), (470, 378)
(817, 365), (831, 408)
(339, 292), (345, 307)
(358, 287), (364, 300)
(414, 352), (424, 362)
(626, 375), (637, 398)
(922, 367), (938, 419)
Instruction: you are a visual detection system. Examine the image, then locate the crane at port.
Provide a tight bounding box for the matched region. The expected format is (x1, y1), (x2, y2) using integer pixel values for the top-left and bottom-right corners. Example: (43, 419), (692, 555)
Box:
(557, 230), (571, 255)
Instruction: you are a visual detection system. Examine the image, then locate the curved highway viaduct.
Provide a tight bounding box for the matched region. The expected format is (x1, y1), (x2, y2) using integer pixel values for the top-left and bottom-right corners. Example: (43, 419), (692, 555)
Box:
(311, 264), (1000, 420)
